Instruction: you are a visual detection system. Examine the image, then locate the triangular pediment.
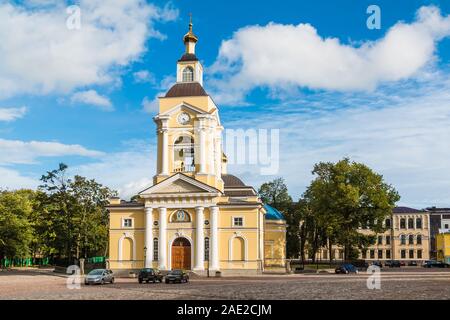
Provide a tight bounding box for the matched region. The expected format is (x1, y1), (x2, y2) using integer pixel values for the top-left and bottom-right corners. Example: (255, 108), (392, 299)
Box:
(139, 173), (221, 197)
(159, 102), (207, 117)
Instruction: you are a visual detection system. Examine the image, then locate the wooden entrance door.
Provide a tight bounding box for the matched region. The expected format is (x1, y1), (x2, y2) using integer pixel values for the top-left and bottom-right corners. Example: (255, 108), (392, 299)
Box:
(171, 237), (191, 270)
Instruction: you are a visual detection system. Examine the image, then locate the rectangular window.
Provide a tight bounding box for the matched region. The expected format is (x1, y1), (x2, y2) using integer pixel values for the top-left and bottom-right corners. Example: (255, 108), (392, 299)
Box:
(362, 250), (367, 259)
(417, 250), (422, 259)
(204, 238), (210, 261)
(445, 224), (449, 229)
(408, 219), (414, 229)
(385, 218), (391, 228)
(416, 218), (422, 229)
(378, 236), (383, 245)
(401, 250), (406, 259)
(386, 250), (391, 259)
(233, 217), (243, 227)
(386, 236), (391, 245)
(378, 250), (383, 259)
(123, 218), (132, 228)
(409, 249), (414, 259)
(400, 219), (406, 229)
(370, 250), (375, 259)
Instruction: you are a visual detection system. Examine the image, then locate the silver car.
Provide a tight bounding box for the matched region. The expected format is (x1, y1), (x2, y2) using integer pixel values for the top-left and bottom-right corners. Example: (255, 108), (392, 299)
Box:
(84, 269), (114, 285)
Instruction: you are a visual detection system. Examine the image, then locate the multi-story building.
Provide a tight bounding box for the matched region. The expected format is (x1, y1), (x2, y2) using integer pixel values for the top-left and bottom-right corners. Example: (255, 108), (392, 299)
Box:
(106, 21), (286, 276)
(318, 207), (430, 264)
(436, 232), (450, 264)
(426, 207), (450, 259)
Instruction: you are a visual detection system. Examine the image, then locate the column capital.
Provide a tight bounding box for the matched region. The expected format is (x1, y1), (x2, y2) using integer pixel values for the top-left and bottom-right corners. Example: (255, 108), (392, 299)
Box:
(195, 206), (205, 212)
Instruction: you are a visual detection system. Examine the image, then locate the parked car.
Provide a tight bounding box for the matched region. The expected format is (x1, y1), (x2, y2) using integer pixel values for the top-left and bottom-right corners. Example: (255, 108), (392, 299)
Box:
(387, 260), (401, 268)
(371, 261), (383, 268)
(408, 261), (418, 267)
(165, 269), (189, 283)
(335, 264), (358, 274)
(351, 260), (369, 270)
(400, 261), (406, 267)
(423, 261), (450, 268)
(85, 269), (114, 285)
(138, 268), (163, 283)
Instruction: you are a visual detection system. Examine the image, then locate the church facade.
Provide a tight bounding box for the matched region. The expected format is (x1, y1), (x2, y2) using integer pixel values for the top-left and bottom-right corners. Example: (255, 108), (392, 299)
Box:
(107, 21), (286, 276)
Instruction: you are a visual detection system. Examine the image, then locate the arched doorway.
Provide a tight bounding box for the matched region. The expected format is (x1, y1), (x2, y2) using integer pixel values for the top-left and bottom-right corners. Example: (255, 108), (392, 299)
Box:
(171, 237), (191, 270)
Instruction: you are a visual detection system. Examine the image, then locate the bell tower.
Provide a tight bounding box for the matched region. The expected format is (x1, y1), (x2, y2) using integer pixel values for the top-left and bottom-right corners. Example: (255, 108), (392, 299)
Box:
(153, 17), (226, 191)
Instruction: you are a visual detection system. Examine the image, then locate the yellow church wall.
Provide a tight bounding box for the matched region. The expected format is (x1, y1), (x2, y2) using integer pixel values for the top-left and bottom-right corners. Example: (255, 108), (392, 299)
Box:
(264, 221), (287, 267)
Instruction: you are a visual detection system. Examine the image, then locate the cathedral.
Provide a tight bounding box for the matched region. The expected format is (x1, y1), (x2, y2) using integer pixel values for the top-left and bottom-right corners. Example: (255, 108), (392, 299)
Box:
(107, 20), (286, 276)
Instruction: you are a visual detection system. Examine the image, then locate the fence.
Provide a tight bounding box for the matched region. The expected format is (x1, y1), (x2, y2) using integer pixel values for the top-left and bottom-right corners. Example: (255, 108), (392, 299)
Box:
(1, 256), (106, 268)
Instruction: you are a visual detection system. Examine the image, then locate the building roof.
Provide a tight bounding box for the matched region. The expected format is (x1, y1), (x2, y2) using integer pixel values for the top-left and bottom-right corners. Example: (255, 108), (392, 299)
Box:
(165, 82), (208, 98)
(264, 204), (285, 221)
(178, 53), (199, 62)
(222, 174), (246, 187)
(107, 200), (144, 208)
(393, 206), (423, 214)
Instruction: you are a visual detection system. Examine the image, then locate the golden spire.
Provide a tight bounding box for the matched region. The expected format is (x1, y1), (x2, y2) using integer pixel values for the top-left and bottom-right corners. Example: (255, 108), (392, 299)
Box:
(183, 13), (198, 44)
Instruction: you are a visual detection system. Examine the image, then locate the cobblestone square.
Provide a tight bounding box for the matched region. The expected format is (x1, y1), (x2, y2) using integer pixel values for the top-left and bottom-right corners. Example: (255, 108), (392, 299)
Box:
(1, 268), (449, 300)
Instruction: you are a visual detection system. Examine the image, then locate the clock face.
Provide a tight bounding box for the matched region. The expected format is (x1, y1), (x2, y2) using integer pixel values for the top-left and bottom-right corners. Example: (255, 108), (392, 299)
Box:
(177, 112), (190, 125)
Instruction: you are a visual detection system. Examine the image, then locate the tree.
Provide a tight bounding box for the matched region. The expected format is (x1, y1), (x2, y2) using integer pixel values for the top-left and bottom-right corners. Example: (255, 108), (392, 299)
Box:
(305, 158), (399, 261)
(0, 190), (35, 259)
(258, 178), (292, 210)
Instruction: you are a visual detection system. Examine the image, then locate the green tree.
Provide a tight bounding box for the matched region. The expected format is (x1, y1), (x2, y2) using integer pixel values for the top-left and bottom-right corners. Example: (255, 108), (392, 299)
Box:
(258, 178), (293, 210)
(305, 158), (399, 261)
(0, 190), (35, 259)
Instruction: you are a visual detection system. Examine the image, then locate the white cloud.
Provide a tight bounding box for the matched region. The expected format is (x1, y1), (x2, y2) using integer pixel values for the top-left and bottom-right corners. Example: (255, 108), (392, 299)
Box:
(142, 75), (175, 114)
(223, 76), (450, 208)
(209, 6), (450, 104)
(74, 140), (156, 199)
(0, 1), (178, 99)
(0, 106), (27, 121)
(71, 90), (113, 111)
(0, 167), (38, 190)
(0, 139), (104, 165)
(133, 70), (155, 84)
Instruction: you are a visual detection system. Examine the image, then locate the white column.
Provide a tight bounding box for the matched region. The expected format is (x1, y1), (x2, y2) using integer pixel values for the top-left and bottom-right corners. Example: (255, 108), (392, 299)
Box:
(199, 127), (206, 174)
(161, 129), (169, 175)
(158, 207), (167, 270)
(144, 207), (153, 268)
(210, 206), (220, 270)
(194, 206), (205, 270)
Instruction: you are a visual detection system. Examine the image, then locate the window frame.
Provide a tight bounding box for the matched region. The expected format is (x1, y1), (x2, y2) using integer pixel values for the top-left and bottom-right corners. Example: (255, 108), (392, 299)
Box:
(232, 216), (244, 227)
(182, 66), (194, 82)
(153, 238), (159, 261)
(122, 218), (133, 228)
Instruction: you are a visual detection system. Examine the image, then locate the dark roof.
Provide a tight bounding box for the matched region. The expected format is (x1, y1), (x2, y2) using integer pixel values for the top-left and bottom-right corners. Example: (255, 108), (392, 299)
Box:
(224, 189), (256, 197)
(264, 204), (285, 220)
(222, 174), (246, 187)
(178, 53), (199, 62)
(426, 207), (450, 213)
(393, 206), (423, 214)
(107, 200), (144, 208)
(165, 82), (208, 98)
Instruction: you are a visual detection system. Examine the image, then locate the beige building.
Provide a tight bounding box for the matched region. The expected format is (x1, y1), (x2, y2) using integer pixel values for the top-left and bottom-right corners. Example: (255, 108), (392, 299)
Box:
(106, 20), (286, 276)
(318, 207), (430, 264)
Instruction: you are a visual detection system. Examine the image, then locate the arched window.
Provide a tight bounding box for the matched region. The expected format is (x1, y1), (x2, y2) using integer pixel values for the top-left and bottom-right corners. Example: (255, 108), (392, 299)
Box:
(122, 238), (133, 260)
(182, 66), (194, 82)
(416, 218), (422, 229)
(204, 237), (210, 261)
(408, 234), (414, 245)
(385, 218), (391, 228)
(408, 218), (414, 229)
(400, 218), (406, 229)
(171, 210), (191, 222)
(173, 135), (195, 172)
(153, 238), (158, 261)
(417, 235), (422, 245)
(400, 234), (406, 245)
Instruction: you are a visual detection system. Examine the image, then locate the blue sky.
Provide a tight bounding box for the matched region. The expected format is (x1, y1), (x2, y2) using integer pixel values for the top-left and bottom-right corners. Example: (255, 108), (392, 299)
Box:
(0, 0), (450, 208)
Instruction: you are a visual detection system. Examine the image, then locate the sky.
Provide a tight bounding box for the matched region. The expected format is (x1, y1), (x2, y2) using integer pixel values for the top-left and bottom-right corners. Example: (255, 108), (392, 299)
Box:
(0, 0), (450, 208)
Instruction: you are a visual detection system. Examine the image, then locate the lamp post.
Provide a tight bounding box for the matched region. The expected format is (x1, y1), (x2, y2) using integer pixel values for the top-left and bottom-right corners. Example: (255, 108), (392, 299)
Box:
(144, 246), (147, 268)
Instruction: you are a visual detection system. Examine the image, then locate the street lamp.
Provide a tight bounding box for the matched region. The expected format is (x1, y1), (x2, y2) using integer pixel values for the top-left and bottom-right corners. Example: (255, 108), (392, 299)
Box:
(144, 246), (147, 268)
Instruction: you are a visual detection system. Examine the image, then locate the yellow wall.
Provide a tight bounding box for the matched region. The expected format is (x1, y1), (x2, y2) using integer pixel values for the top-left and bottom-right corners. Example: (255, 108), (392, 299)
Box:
(437, 233), (450, 263)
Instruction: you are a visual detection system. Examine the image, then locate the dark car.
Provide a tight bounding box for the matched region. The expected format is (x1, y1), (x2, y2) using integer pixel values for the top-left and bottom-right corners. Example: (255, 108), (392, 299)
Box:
(423, 261), (450, 268)
(138, 268), (163, 283)
(351, 260), (369, 270)
(372, 261), (383, 268)
(400, 261), (406, 267)
(335, 264), (358, 274)
(408, 261), (418, 267)
(165, 269), (189, 283)
(388, 260), (401, 268)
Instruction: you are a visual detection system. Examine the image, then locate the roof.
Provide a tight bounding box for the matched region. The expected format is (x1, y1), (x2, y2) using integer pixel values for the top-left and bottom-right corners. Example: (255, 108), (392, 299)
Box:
(264, 204), (285, 220)
(178, 53), (199, 62)
(107, 200), (144, 208)
(393, 206), (423, 214)
(222, 174), (246, 187)
(165, 83), (208, 98)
